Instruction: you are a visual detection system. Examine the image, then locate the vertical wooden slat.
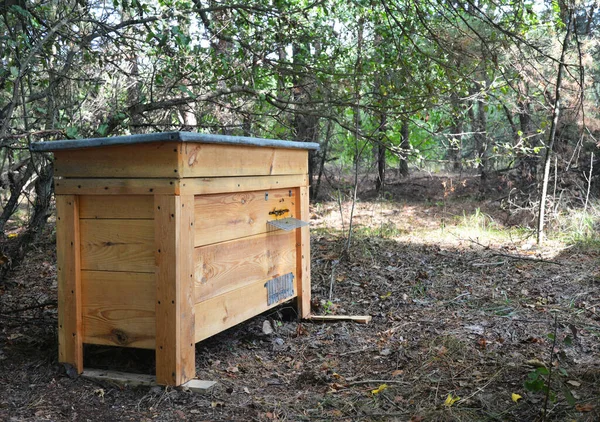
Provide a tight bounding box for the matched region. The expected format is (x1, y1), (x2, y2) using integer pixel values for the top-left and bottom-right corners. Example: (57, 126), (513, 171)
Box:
(296, 186), (311, 318)
(56, 195), (83, 372)
(154, 195), (195, 385)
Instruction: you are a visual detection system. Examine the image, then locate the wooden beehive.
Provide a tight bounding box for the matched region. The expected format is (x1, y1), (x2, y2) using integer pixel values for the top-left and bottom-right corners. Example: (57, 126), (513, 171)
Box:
(32, 132), (318, 386)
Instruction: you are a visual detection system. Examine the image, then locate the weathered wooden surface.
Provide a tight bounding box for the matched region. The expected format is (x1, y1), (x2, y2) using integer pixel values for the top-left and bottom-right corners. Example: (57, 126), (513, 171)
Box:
(154, 195), (195, 386)
(296, 186), (311, 318)
(181, 144), (307, 178)
(194, 276), (295, 342)
(81, 270), (155, 349)
(55, 178), (179, 195)
(194, 230), (296, 302)
(54, 143), (179, 178)
(56, 195), (83, 373)
(79, 219), (154, 272)
(79, 195), (154, 219)
(194, 188), (296, 247)
(179, 174), (307, 195)
(82, 369), (156, 387)
(306, 315), (372, 324)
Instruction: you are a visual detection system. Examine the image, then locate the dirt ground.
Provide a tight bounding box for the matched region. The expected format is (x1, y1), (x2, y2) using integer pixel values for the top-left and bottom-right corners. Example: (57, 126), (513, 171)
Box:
(1, 172), (599, 421)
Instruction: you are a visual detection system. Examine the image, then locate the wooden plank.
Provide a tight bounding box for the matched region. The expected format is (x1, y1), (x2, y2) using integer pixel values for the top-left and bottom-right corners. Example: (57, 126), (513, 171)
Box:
(194, 231), (296, 303)
(79, 195), (153, 219)
(180, 143), (307, 178)
(154, 195), (195, 386)
(306, 315), (372, 324)
(194, 276), (296, 342)
(54, 143), (180, 178)
(194, 188), (297, 247)
(80, 219), (154, 273)
(56, 195), (83, 373)
(296, 186), (311, 318)
(55, 178), (179, 195)
(179, 174), (308, 196)
(82, 369), (156, 387)
(81, 271), (155, 349)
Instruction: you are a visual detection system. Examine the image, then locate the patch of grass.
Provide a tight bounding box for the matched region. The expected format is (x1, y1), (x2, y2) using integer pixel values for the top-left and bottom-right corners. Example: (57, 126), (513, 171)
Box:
(353, 222), (403, 239)
(553, 202), (600, 251)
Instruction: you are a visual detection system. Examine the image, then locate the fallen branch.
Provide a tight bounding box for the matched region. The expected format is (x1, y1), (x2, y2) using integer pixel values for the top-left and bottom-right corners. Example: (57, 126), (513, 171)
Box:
(490, 252), (561, 265)
(0, 300), (57, 315)
(346, 379), (410, 386)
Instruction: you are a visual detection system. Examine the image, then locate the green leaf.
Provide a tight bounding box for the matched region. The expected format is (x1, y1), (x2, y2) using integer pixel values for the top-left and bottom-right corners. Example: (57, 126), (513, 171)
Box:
(563, 387), (576, 406)
(563, 335), (572, 346)
(66, 127), (79, 139)
(536, 367), (550, 376)
(178, 85), (195, 98)
(524, 378), (545, 392)
(97, 124), (109, 136)
(10, 66), (19, 78)
(547, 333), (555, 340)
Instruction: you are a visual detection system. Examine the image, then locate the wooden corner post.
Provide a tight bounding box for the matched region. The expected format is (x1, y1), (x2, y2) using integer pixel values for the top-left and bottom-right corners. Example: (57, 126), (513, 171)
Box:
(296, 186), (311, 318)
(56, 195), (83, 373)
(154, 194), (196, 385)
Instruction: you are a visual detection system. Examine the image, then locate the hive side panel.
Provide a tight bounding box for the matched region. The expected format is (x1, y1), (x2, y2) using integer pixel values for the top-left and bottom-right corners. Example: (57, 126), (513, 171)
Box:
(194, 275), (296, 342)
(193, 188), (297, 247)
(180, 174), (307, 196)
(56, 195), (83, 373)
(55, 178), (179, 195)
(154, 195), (195, 386)
(79, 195), (154, 219)
(80, 219), (155, 272)
(81, 271), (155, 349)
(54, 142), (180, 178)
(194, 231), (296, 303)
(181, 144), (307, 177)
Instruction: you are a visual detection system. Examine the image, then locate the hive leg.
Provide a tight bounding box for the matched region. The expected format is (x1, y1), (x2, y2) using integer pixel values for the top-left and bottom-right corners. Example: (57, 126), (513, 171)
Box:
(56, 195), (83, 373)
(296, 186), (311, 318)
(154, 194), (196, 385)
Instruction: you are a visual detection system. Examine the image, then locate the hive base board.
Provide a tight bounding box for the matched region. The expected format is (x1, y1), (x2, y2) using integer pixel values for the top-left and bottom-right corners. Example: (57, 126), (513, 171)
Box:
(82, 369), (216, 392)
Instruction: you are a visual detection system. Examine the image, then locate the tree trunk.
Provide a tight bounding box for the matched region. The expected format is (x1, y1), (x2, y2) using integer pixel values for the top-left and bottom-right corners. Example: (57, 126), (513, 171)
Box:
(537, 10), (572, 245)
(375, 113), (387, 193)
(398, 120), (410, 177)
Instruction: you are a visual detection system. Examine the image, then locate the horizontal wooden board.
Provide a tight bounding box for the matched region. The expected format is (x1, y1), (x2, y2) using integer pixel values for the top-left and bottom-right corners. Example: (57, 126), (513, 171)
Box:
(181, 143), (307, 178)
(194, 188), (297, 246)
(194, 275), (296, 342)
(54, 143), (180, 178)
(179, 174), (308, 196)
(81, 271), (155, 349)
(80, 219), (155, 272)
(79, 195), (154, 219)
(194, 231), (296, 302)
(55, 178), (179, 195)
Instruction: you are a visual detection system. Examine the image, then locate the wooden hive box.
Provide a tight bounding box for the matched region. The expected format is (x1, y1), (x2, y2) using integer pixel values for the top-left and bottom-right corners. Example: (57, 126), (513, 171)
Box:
(32, 132), (318, 386)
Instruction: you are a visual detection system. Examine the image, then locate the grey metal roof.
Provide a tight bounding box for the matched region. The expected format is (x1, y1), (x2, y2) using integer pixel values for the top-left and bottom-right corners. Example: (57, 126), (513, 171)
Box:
(30, 131), (320, 152)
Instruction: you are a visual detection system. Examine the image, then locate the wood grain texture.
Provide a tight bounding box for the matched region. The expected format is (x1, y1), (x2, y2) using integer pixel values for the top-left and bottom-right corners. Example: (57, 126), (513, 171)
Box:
(179, 174), (308, 196)
(194, 231), (296, 303)
(80, 219), (154, 272)
(56, 195), (83, 373)
(296, 186), (311, 318)
(181, 143), (307, 178)
(154, 195), (195, 386)
(81, 271), (155, 349)
(194, 188), (297, 247)
(54, 143), (179, 178)
(55, 178), (179, 195)
(194, 276), (296, 342)
(79, 195), (153, 219)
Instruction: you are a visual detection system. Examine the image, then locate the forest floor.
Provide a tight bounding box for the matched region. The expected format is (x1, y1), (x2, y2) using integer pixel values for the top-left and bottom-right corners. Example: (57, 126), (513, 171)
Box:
(1, 171), (600, 421)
